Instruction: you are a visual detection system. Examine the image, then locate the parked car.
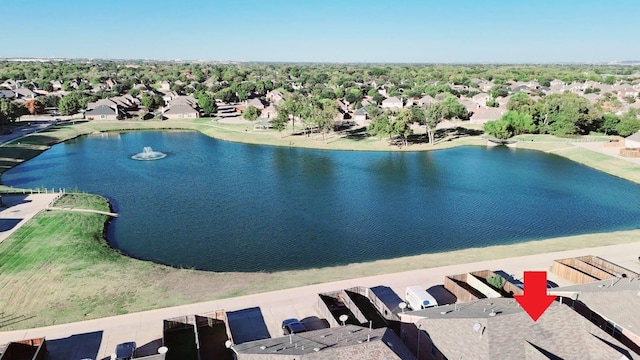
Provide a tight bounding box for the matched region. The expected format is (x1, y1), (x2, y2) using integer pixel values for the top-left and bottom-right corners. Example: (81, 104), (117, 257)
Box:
(282, 318), (307, 335)
(114, 342), (136, 360)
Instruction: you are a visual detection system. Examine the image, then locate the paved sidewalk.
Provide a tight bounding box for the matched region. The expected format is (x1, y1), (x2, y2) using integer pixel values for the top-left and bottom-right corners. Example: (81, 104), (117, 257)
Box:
(1, 240), (638, 358)
(0, 193), (60, 243)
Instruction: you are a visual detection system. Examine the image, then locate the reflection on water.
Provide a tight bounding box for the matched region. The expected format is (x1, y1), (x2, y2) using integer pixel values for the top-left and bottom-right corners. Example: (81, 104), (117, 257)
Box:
(3, 131), (640, 272)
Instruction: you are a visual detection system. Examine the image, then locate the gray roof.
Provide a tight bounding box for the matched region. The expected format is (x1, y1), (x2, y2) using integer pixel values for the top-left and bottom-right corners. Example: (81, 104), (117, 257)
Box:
(233, 325), (414, 360)
(85, 105), (117, 116)
(164, 104), (198, 115)
(552, 278), (640, 338)
(626, 130), (640, 143)
(354, 107), (368, 116)
(0, 90), (15, 99)
(403, 297), (637, 360)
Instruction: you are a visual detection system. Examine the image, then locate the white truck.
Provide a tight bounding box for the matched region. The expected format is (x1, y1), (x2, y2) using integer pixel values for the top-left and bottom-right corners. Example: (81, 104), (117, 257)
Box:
(405, 285), (439, 310)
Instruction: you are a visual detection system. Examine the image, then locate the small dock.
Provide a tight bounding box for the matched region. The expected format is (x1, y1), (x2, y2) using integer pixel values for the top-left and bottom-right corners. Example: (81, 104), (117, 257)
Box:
(46, 206), (119, 217)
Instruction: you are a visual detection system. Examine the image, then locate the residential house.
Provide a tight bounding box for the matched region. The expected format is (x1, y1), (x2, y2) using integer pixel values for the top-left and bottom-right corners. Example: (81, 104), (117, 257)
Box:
(232, 325), (414, 360)
(617, 86), (640, 99)
(404, 98), (416, 108)
(159, 81), (171, 92)
(353, 107), (369, 125)
(85, 105), (121, 120)
(624, 131), (640, 148)
(552, 277), (640, 352)
(246, 97), (267, 110)
(163, 104), (200, 119)
(0, 89), (16, 99)
(266, 90), (285, 106)
(471, 93), (491, 108)
(50, 80), (63, 91)
(163, 96), (200, 119)
(336, 98), (349, 112)
(260, 104), (277, 119)
(470, 108), (505, 124)
(162, 91), (180, 105)
(360, 97), (373, 108)
(13, 87), (37, 100)
(105, 78), (118, 90)
(1, 79), (17, 90)
(582, 93), (602, 104)
(458, 98), (480, 113)
(400, 297), (638, 360)
(416, 95), (435, 107)
(381, 96), (403, 110)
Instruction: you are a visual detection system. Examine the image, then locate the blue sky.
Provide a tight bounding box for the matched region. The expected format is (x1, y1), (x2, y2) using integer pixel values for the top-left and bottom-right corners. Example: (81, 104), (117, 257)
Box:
(2, 0), (639, 63)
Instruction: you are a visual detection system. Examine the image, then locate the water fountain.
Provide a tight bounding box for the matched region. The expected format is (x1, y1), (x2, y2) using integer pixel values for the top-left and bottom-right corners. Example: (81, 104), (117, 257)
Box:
(131, 146), (167, 160)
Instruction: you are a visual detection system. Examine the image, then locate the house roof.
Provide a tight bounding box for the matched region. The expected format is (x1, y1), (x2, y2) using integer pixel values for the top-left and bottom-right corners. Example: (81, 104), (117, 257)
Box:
(354, 107), (368, 116)
(552, 277), (640, 337)
(625, 130), (640, 143)
(85, 105), (117, 116)
(0, 90), (15, 99)
(403, 297), (637, 360)
(247, 97), (267, 109)
(416, 95), (435, 106)
(87, 98), (118, 110)
(164, 104), (198, 115)
(470, 108), (504, 121)
(14, 88), (36, 98)
(233, 325), (414, 359)
(382, 96), (402, 104)
(168, 96), (197, 107)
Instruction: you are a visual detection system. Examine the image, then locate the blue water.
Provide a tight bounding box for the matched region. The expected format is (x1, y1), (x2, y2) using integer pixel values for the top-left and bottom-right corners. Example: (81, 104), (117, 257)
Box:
(3, 131), (640, 272)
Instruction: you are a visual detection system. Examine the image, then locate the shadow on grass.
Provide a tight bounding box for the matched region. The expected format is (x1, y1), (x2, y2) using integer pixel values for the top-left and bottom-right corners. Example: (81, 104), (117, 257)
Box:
(344, 126), (369, 141)
(408, 126), (483, 145)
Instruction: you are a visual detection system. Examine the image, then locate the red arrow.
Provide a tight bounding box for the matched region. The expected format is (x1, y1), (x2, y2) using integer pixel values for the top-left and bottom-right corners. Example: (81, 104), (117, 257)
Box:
(514, 271), (556, 321)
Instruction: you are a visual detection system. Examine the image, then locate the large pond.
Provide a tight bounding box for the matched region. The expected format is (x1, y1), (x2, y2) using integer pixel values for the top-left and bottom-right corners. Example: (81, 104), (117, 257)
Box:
(3, 131), (640, 272)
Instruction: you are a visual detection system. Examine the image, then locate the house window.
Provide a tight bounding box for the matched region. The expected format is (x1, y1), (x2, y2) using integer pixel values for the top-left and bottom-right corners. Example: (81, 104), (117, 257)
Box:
(100, 115), (106, 119)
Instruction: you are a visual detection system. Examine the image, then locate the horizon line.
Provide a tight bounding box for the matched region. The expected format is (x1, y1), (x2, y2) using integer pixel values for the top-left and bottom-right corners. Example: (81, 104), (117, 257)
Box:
(1, 56), (640, 66)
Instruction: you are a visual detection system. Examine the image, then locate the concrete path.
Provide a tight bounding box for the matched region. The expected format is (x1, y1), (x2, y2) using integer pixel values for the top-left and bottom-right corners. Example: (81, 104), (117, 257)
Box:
(46, 207), (118, 217)
(0, 240), (638, 358)
(0, 193), (60, 244)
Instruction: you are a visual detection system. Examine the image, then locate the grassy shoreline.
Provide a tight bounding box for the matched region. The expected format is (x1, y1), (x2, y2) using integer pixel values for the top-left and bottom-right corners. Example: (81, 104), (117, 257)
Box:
(1, 120), (640, 329)
(1, 193), (639, 330)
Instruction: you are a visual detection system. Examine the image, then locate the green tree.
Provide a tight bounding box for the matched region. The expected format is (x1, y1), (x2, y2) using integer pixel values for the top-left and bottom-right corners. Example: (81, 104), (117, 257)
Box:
(534, 93), (593, 136)
(441, 95), (469, 119)
(215, 88), (235, 103)
(484, 111), (535, 139)
(600, 113), (620, 135)
(392, 109), (414, 147)
(422, 102), (447, 145)
(242, 105), (260, 121)
(237, 89), (249, 102)
(0, 100), (27, 124)
(270, 109), (288, 136)
(367, 113), (392, 139)
(603, 76), (616, 85)
(141, 93), (163, 111)
(198, 93), (217, 116)
(58, 93), (81, 116)
(616, 110), (640, 137)
(507, 92), (535, 115)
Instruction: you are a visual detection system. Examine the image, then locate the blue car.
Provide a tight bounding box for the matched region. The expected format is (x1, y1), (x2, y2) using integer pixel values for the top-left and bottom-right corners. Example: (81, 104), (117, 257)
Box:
(282, 318), (307, 335)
